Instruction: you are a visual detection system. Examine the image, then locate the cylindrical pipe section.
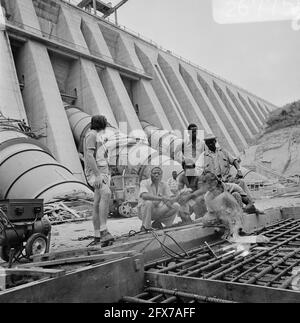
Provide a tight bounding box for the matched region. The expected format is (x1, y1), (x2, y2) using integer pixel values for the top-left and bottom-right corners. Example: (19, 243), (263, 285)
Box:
(65, 106), (182, 181)
(141, 121), (185, 163)
(0, 128), (92, 202)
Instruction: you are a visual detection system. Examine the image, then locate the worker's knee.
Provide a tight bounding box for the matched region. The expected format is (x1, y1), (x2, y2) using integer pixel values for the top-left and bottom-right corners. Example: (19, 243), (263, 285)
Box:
(101, 187), (111, 200)
(195, 195), (205, 204)
(143, 200), (153, 208)
(172, 202), (181, 212)
(232, 192), (243, 207)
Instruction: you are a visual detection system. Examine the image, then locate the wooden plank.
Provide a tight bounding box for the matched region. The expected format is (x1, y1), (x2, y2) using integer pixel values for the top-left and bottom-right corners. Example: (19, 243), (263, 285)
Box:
(146, 272), (300, 303)
(0, 255), (144, 303)
(22, 251), (138, 268)
(31, 247), (103, 262)
(58, 202), (80, 218)
(281, 207), (300, 220)
(1, 268), (65, 279)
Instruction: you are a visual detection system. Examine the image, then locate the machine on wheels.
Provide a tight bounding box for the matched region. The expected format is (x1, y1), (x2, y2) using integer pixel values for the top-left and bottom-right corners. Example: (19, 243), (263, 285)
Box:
(0, 199), (51, 263)
(110, 174), (140, 218)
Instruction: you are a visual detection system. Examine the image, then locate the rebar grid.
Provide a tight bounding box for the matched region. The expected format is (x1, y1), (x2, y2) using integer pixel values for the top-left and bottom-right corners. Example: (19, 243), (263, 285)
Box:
(145, 218), (300, 291)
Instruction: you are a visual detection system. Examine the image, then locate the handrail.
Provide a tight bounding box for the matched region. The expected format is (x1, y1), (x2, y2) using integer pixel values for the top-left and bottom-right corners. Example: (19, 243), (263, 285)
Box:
(7, 18), (151, 78)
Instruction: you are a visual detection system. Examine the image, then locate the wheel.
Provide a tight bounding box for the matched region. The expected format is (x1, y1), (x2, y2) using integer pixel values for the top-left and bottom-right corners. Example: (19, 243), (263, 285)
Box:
(118, 202), (132, 218)
(0, 244), (23, 262)
(25, 233), (48, 258)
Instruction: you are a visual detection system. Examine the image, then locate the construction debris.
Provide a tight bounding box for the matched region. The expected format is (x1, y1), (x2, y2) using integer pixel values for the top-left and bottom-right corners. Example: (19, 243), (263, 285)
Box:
(44, 192), (94, 225)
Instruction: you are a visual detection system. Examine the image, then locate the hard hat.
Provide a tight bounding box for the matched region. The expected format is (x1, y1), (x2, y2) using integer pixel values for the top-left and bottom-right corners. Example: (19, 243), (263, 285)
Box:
(204, 133), (216, 141)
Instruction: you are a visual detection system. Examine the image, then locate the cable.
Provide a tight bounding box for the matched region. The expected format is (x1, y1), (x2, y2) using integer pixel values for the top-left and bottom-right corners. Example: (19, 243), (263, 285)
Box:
(150, 230), (191, 260)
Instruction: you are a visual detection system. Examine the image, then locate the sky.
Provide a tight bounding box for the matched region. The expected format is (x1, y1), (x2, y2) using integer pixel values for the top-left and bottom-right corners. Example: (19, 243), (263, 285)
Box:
(73, 0), (300, 107)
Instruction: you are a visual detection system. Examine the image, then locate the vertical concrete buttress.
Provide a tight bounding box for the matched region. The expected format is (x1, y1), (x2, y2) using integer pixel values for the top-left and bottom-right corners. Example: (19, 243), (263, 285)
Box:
(212, 80), (252, 144)
(256, 101), (268, 118)
(134, 43), (187, 132)
(226, 87), (259, 135)
(116, 34), (172, 131)
(80, 18), (142, 132)
(12, 0), (85, 181)
(179, 63), (238, 155)
(55, 6), (118, 128)
(248, 97), (266, 122)
(197, 72), (244, 153)
(157, 53), (212, 135)
(238, 92), (263, 128)
(0, 24), (26, 120)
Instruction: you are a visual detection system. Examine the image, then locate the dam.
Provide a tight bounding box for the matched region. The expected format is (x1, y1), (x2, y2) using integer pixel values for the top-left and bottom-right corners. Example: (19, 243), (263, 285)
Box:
(2, 0), (300, 305)
(0, 0), (278, 201)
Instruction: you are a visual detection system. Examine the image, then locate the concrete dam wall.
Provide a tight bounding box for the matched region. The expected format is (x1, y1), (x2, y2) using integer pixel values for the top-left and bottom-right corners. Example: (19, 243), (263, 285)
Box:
(0, 0), (278, 200)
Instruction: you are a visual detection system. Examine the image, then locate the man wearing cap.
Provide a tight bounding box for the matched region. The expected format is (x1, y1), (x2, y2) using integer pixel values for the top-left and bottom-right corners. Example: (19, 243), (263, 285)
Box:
(203, 133), (253, 204)
(181, 124), (204, 163)
(138, 166), (181, 231)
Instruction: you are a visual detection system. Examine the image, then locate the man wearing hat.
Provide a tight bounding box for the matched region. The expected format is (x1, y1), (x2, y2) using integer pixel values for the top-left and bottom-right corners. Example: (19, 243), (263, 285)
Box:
(138, 166), (181, 231)
(203, 133), (252, 195)
(203, 133), (243, 180)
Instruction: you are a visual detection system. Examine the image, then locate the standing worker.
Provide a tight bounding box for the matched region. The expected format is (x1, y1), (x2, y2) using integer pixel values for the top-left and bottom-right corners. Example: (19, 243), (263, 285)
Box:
(84, 115), (114, 246)
(181, 123), (204, 163)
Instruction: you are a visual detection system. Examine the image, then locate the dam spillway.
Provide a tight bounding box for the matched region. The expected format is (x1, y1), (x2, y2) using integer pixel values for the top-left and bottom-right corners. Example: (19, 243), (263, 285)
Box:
(0, 0), (278, 199)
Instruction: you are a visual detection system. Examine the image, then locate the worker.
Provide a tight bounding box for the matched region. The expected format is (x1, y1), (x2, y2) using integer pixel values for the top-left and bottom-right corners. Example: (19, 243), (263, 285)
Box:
(203, 133), (255, 208)
(199, 172), (246, 240)
(177, 159), (208, 221)
(167, 170), (179, 196)
(138, 166), (181, 231)
(83, 115), (114, 246)
(181, 123), (204, 163)
(200, 172), (268, 240)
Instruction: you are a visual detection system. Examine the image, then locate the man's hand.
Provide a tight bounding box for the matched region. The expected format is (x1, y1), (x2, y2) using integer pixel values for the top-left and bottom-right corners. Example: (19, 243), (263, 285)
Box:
(161, 197), (171, 204)
(236, 169), (243, 179)
(94, 175), (103, 189)
(177, 193), (193, 205)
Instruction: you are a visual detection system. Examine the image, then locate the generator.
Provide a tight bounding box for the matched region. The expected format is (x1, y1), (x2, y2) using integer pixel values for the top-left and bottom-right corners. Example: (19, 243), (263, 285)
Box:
(110, 174), (140, 218)
(0, 199), (51, 262)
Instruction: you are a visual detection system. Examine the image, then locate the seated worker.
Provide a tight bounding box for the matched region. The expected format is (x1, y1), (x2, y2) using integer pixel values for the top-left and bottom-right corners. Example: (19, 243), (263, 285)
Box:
(203, 133), (254, 206)
(138, 166), (181, 231)
(199, 172), (246, 240)
(177, 159), (208, 221)
(167, 170), (179, 196)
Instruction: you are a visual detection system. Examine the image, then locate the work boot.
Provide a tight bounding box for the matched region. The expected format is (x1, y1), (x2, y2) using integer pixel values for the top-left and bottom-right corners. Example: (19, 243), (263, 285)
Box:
(100, 230), (115, 246)
(243, 204), (257, 214)
(140, 225), (153, 233)
(180, 214), (193, 225)
(151, 221), (164, 230)
(88, 237), (102, 247)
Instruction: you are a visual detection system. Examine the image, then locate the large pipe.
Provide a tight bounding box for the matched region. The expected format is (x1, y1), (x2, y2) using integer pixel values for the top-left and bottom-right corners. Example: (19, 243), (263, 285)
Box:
(140, 121), (186, 163)
(64, 106), (182, 181)
(0, 122), (92, 202)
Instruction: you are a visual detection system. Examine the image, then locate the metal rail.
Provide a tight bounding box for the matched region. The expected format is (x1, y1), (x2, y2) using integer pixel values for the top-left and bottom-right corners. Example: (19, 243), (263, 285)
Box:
(122, 287), (237, 304)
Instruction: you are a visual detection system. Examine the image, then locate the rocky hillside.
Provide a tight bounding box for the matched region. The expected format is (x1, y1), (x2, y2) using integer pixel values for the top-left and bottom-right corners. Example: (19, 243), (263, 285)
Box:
(265, 101), (300, 133)
(242, 101), (300, 182)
